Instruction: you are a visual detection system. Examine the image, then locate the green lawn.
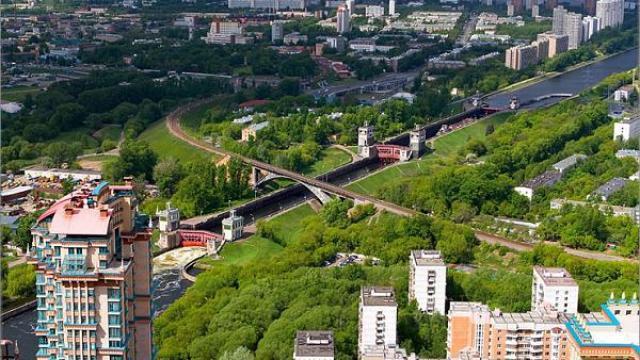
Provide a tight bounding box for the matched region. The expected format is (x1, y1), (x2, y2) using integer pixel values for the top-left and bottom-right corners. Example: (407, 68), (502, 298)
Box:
(265, 204), (316, 244)
(46, 128), (99, 149)
(79, 154), (118, 162)
(346, 113), (514, 196)
(303, 147), (352, 177)
(214, 236), (284, 265)
(432, 112), (512, 158)
(138, 120), (216, 162)
(1, 85), (40, 102)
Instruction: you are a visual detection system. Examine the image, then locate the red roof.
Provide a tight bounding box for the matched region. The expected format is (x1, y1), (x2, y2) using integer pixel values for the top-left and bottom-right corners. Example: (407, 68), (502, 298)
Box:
(239, 99), (271, 108)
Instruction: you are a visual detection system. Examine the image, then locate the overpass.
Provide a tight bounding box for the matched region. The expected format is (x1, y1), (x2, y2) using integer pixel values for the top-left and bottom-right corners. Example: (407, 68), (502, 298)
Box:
(167, 102), (418, 217)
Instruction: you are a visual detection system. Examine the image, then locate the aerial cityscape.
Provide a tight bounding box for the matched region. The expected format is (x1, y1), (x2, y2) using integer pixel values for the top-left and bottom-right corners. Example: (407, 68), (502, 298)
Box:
(0, 0), (638, 357)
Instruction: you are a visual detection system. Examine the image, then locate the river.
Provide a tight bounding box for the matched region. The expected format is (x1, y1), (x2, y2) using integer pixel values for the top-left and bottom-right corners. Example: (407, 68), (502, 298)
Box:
(486, 49), (637, 109)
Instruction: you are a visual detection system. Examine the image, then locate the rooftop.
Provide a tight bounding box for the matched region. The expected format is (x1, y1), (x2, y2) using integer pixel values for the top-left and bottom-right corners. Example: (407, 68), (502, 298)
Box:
(49, 207), (111, 236)
(533, 266), (578, 287)
(552, 154), (587, 171)
(617, 113), (640, 124)
(593, 177), (628, 198)
(294, 331), (335, 358)
(411, 250), (445, 266)
(521, 170), (562, 189)
(362, 286), (396, 307)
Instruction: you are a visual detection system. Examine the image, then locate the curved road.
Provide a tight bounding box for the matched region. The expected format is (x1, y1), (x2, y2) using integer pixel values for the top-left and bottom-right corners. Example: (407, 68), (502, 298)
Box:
(165, 103), (633, 263)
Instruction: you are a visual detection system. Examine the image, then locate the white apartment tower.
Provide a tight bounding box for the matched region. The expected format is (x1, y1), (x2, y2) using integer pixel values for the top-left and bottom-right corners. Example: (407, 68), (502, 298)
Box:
(532, 266), (579, 314)
(271, 20), (284, 43)
(358, 286), (397, 356)
(388, 0), (396, 15)
(563, 12), (584, 49)
(582, 16), (601, 40)
(596, 0), (624, 28)
(337, 5), (351, 34)
(409, 250), (447, 315)
(358, 122), (375, 157)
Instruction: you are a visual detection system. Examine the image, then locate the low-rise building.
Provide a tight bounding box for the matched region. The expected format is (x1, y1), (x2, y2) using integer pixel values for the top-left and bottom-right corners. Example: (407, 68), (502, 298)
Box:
(222, 210), (243, 241)
(294, 330), (335, 360)
(552, 154), (587, 174)
(283, 32), (308, 45)
(409, 250), (446, 315)
(366, 5), (385, 17)
(514, 170), (563, 200)
(613, 114), (640, 141)
(614, 84), (635, 102)
(24, 166), (102, 181)
(589, 177), (629, 201)
(616, 149), (640, 161)
(532, 266), (579, 314)
(241, 121), (269, 141)
(550, 198), (640, 224)
(566, 295), (639, 359)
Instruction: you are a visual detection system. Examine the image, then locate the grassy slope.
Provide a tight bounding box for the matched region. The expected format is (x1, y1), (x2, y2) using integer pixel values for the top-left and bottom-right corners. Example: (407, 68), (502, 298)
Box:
(303, 147), (352, 177)
(201, 204), (315, 266)
(1, 85), (40, 102)
(347, 113), (513, 195)
(138, 120), (215, 162)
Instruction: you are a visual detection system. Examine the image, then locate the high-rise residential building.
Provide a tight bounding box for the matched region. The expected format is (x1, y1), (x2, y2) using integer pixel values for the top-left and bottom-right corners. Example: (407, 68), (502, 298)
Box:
(388, 0), (396, 16)
(358, 286), (397, 356)
(563, 11), (583, 49)
(346, 0), (355, 13)
(596, 0), (624, 28)
(532, 3), (540, 16)
(532, 266), (579, 314)
(447, 302), (572, 360)
(505, 44), (539, 70)
(533, 38), (549, 59)
(552, 6), (567, 33)
(582, 15), (601, 40)
(448, 295), (640, 360)
(537, 32), (569, 57)
(585, 0), (597, 14)
(409, 250), (446, 315)
(293, 331), (335, 360)
(512, 0), (525, 13)
(336, 5), (351, 34)
(271, 20), (284, 43)
(29, 180), (153, 360)
(546, 0), (557, 10)
(507, 3), (515, 16)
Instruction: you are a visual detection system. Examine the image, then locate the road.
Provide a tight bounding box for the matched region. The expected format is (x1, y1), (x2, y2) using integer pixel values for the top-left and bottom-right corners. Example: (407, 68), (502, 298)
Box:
(306, 70), (420, 99)
(167, 104), (633, 263)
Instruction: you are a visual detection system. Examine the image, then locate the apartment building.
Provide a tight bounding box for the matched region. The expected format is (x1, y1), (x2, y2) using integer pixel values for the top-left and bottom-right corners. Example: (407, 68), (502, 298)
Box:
(359, 286), (398, 357)
(29, 179), (152, 360)
(448, 302), (571, 360)
(409, 250), (447, 315)
(504, 44), (539, 70)
(536, 32), (569, 58)
(337, 5), (351, 34)
(552, 6), (583, 49)
(294, 331), (335, 360)
(532, 267), (579, 314)
(581, 16), (600, 41)
(596, 0), (624, 28)
(613, 114), (640, 141)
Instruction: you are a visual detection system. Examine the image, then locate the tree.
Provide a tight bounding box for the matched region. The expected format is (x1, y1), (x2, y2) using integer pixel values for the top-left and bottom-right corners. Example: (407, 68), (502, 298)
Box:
(45, 142), (83, 166)
(320, 199), (353, 228)
(15, 213), (38, 251)
(153, 157), (184, 197)
(48, 103), (87, 131)
(104, 140), (157, 181)
(219, 346), (254, 360)
(4, 264), (36, 298)
(0, 226), (13, 246)
(62, 177), (75, 195)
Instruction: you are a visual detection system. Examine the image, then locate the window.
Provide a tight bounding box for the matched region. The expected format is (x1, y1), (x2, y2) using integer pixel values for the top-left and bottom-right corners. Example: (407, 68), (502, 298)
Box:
(109, 315), (121, 325)
(88, 288), (95, 297)
(108, 288), (121, 299)
(109, 341), (122, 348)
(99, 246), (109, 254)
(55, 247), (61, 256)
(99, 260), (107, 269)
(108, 302), (121, 312)
(68, 248), (75, 255)
(109, 328), (122, 338)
